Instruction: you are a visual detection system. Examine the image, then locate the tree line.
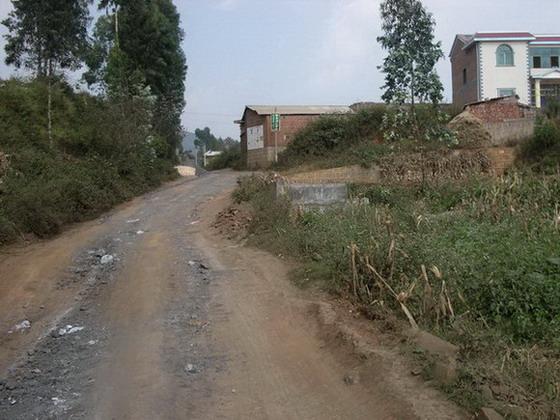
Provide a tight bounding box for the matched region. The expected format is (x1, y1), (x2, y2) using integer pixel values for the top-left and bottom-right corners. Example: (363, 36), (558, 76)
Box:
(2, 0), (187, 158)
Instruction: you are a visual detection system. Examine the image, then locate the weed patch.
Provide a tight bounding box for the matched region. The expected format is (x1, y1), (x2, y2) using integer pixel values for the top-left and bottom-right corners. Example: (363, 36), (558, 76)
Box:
(236, 172), (560, 417)
(0, 79), (177, 245)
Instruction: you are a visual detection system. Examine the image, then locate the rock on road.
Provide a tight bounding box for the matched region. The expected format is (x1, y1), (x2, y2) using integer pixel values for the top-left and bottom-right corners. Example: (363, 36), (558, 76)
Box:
(0, 171), (464, 419)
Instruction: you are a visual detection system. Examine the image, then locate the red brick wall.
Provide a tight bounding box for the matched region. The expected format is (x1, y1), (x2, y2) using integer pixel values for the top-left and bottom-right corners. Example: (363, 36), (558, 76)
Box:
(263, 115), (320, 148)
(451, 42), (479, 107)
(240, 110), (335, 168)
(465, 97), (535, 123)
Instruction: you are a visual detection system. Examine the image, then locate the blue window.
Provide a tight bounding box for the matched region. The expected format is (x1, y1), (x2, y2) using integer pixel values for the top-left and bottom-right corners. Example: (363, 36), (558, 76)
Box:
(496, 44), (514, 66)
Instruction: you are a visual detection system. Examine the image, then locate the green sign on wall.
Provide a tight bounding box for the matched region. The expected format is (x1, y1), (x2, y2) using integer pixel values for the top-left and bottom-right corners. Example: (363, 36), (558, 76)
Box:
(271, 113), (280, 132)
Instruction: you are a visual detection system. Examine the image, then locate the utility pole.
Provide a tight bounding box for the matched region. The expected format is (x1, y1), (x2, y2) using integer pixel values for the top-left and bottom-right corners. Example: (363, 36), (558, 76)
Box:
(272, 107), (280, 163)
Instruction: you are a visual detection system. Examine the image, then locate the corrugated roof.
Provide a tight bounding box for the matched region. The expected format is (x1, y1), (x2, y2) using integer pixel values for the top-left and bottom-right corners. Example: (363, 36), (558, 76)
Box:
(246, 105), (352, 116)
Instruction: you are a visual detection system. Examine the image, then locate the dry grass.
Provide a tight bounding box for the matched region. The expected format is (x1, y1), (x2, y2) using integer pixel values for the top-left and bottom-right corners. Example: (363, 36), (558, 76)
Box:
(379, 149), (492, 185)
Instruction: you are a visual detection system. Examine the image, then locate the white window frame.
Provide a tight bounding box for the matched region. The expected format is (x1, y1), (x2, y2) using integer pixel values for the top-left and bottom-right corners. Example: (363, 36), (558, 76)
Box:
(497, 88), (516, 97)
(496, 44), (515, 67)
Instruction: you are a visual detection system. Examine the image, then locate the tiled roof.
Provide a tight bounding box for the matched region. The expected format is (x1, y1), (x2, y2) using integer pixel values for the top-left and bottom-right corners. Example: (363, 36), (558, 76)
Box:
(457, 34), (474, 44)
(532, 36), (560, 44)
(474, 32), (535, 39)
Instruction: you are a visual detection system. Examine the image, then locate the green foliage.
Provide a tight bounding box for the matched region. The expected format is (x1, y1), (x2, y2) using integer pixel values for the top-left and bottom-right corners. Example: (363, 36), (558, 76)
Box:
(527, 119), (560, 155)
(377, 0), (444, 106)
(278, 107), (387, 168)
(194, 127), (226, 152)
(0, 79), (176, 245)
(381, 104), (456, 144)
(2, 0), (91, 76)
(544, 99), (560, 120)
(238, 171), (560, 415)
(521, 116), (560, 171)
(239, 172), (560, 344)
(206, 144), (242, 171)
(533, 118), (560, 150)
(232, 175), (271, 204)
(86, 0), (187, 157)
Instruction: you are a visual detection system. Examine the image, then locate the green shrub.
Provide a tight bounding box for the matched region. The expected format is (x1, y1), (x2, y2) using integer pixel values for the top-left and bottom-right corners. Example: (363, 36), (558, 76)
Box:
(0, 78), (177, 245)
(242, 172), (560, 344)
(237, 171), (560, 415)
(534, 119), (560, 150)
(232, 175), (270, 204)
(277, 106), (386, 168)
(206, 145), (242, 171)
(522, 117), (560, 169)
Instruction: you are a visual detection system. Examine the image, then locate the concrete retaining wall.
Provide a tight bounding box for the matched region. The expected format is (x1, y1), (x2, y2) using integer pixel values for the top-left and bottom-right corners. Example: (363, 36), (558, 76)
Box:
(247, 147), (287, 169)
(277, 180), (348, 209)
(484, 118), (535, 146)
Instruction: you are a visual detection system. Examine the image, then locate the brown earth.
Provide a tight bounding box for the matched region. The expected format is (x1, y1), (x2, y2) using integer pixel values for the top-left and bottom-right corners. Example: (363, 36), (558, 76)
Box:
(0, 171), (465, 419)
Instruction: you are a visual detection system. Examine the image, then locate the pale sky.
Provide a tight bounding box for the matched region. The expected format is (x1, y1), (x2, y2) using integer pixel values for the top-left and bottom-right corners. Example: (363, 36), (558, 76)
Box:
(0, 0), (559, 138)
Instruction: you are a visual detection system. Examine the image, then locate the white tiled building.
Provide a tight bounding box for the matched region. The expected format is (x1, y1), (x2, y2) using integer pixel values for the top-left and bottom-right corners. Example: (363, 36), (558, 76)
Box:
(451, 32), (560, 108)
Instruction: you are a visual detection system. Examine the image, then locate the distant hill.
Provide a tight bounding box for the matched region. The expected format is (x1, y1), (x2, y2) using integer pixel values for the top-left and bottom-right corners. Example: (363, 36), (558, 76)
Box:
(182, 131), (197, 153)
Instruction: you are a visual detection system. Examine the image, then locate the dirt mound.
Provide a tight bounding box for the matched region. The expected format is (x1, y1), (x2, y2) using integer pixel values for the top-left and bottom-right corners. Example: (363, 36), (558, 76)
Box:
(213, 204), (253, 240)
(448, 111), (492, 148)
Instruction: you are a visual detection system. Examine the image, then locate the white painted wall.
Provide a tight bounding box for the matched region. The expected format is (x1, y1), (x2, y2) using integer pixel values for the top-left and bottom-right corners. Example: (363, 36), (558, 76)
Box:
(247, 125), (264, 150)
(480, 41), (530, 104)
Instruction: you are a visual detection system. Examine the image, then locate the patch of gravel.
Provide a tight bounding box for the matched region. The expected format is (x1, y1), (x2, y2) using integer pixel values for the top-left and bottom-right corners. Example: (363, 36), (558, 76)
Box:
(0, 238), (122, 419)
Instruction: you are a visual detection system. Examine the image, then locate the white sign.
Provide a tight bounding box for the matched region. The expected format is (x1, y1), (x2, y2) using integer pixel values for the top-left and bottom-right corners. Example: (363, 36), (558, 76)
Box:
(247, 125), (264, 150)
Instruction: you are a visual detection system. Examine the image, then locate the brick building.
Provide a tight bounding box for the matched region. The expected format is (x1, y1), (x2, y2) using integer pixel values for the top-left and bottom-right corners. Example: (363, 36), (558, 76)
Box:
(235, 105), (352, 169)
(463, 95), (536, 123)
(451, 32), (560, 108)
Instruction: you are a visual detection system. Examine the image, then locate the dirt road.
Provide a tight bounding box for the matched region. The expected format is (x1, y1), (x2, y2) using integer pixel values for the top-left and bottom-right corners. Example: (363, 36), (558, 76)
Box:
(0, 171), (464, 419)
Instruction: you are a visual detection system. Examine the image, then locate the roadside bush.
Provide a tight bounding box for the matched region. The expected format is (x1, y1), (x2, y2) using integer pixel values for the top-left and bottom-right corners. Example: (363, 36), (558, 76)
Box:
(232, 174), (271, 204)
(277, 106), (386, 168)
(206, 145), (243, 171)
(235, 169), (560, 416)
(0, 78), (177, 245)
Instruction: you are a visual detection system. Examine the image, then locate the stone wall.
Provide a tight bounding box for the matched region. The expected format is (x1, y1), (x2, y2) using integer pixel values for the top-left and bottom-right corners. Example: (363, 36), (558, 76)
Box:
(281, 147), (518, 186)
(285, 165), (380, 184)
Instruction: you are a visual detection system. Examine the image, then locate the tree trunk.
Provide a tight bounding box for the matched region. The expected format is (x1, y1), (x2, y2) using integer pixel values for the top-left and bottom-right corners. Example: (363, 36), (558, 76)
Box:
(114, 6), (120, 47)
(410, 63), (419, 139)
(47, 59), (53, 148)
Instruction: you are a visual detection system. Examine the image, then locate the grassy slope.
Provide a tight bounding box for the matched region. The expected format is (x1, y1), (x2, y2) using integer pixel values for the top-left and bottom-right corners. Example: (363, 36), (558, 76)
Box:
(0, 79), (177, 245)
(233, 111), (560, 418)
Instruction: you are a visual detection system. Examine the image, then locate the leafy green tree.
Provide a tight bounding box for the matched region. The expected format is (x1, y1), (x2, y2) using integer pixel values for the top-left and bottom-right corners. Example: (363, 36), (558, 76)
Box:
(86, 0), (187, 158)
(194, 127), (224, 152)
(377, 0), (444, 109)
(2, 0), (91, 145)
